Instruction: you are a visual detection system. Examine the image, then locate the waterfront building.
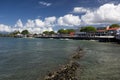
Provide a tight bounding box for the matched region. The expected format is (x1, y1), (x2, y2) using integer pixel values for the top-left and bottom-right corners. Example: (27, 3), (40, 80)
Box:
(96, 27), (107, 36)
(115, 28), (120, 40)
(107, 27), (120, 36)
(15, 33), (23, 38)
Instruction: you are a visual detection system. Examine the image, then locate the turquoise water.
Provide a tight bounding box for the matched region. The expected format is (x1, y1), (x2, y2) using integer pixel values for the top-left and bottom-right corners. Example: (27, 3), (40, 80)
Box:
(0, 37), (120, 80)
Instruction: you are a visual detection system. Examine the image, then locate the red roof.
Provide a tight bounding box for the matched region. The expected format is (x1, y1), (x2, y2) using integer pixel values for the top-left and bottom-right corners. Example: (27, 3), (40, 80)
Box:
(107, 28), (119, 31)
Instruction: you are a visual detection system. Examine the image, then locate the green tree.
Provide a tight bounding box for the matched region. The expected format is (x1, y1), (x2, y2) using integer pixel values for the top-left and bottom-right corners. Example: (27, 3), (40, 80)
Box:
(49, 31), (55, 35)
(58, 29), (75, 34)
(12, 30), (20, 35)
(43, 31), (49, 35)
(21, 30), (29, 35)
(67, 29), (75, 34)
(109, 24), (120, 28)
(43, 31), (55, 35)
(9, 30), (20, 37)
(58, 29), (67, 34)
(80, 26), (96, 32)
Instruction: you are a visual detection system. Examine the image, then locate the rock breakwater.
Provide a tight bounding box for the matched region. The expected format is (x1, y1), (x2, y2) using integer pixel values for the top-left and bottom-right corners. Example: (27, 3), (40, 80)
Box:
(44, 46), (84, 80)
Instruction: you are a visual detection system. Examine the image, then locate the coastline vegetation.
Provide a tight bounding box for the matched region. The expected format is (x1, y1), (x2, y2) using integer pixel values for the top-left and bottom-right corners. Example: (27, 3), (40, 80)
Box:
(109, 24), (120, 28)
(57, 29), (75, 34)
(0, 23), (120, 38)
(0, 30), (29, 37)
(80, 26), (97, 32)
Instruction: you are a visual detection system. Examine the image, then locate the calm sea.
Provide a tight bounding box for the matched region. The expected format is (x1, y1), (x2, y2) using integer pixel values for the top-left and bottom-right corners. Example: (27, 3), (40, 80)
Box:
(0, 37), (120, 80)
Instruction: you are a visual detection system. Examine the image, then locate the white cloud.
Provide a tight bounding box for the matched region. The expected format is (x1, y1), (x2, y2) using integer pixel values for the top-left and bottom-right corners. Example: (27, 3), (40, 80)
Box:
(25, 19), (35, 28)
(0, 17), (56, 34)
(35, 19), (45, 27)
(81, 3), (120, 25)
(45, 16), (56, 27)
(0, 15), (80, 33)
(14, 19), (23, 28)
(23, 18), (54, 34)
(39, 1), (52, 6)
(0, 24), (12, 32)
(57, 14), (81, 27)
(45, 16), (56, 23)
(2, 3), (120, 34)
(13, 19), (24, 32)
(73, 7), (90, 13)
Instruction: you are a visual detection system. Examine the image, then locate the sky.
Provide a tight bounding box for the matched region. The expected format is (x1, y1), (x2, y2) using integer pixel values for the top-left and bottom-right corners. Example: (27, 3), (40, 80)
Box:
(0, 0), (120, 33)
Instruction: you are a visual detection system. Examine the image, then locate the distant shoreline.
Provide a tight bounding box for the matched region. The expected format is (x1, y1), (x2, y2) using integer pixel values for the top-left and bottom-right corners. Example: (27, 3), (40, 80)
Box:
(1, 36), (120, 44)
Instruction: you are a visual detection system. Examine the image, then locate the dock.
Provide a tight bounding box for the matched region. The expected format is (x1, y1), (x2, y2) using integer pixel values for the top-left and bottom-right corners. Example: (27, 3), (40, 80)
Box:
(35, 35), (117, 42)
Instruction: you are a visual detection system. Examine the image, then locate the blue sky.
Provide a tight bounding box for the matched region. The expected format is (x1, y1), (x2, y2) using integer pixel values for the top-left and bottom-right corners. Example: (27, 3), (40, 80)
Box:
(0, 0), (78, 25)
(0, 0), (120, 33)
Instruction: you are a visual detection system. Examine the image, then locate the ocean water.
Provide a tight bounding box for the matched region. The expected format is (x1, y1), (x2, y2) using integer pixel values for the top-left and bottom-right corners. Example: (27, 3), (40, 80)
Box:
(0, 37), (80, 80)
(0, 37), (120, 80)
(76, 40), (120, 80)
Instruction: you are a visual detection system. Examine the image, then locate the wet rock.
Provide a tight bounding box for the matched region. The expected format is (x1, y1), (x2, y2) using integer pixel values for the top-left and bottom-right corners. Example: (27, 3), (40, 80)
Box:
(44, 46), (84, 80)
(44, 62), (79, 80)
(71, 52), (83, 60)
(71, 47), (84, 60)
(44, 62), (80, 80)
(76, 46), (83, 52)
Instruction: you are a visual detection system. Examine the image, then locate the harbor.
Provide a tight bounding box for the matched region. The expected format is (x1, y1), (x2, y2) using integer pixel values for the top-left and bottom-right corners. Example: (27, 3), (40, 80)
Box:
(1, 0), (120, 80)
(0, 38), (120, 80)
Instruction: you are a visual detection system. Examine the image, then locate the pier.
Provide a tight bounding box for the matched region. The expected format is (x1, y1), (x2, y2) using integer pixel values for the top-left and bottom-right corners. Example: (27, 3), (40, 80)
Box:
(35, 35), (117, 42)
